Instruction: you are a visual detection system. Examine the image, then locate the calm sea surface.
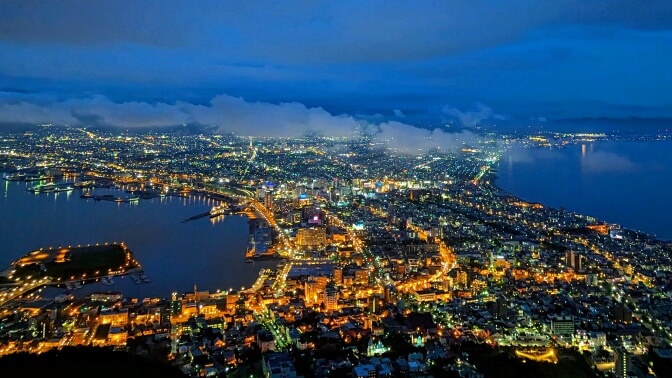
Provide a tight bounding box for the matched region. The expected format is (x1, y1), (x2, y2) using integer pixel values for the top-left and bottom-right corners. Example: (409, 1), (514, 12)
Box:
(0, 180), (275, 299)
(497, 140), (672, 240)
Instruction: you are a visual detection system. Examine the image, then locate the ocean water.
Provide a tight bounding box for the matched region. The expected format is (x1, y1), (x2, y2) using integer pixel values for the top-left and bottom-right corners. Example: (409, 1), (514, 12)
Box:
(497, 140), (672, 240)
(0, 180), (275, 299)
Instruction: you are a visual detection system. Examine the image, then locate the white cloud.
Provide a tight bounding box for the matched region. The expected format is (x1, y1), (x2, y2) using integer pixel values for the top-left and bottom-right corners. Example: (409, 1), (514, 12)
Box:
(376, 121), (480, 153)
(443, 102), (507, 127)
(582, 151), (638, 172)
(0, 93), (479, 153)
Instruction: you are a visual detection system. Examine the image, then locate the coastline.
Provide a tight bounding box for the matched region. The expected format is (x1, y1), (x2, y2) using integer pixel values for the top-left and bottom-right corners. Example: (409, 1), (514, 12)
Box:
(0, 178), (276, 298)
(486, 174), (666, 242)
(487, 139), (672, 242)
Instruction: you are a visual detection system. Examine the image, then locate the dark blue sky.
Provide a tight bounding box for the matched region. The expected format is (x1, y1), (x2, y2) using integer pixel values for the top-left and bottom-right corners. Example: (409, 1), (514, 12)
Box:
(0, 1), (671, 135)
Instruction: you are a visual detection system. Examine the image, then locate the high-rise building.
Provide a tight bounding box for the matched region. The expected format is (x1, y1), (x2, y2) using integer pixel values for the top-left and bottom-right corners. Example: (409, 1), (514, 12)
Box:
(332, 267), (343, 285)
(615, 346), (631, 378)
(325, 284), (339, 311)
(565, 251), (583, 271)
(304, 275), (327, 305)
(612, 304), (633, 323)
(264, 191), (274, 212)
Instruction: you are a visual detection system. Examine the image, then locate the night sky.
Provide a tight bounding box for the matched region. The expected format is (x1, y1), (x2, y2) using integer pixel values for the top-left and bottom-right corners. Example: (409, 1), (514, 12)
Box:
(0, 1), (670, 136)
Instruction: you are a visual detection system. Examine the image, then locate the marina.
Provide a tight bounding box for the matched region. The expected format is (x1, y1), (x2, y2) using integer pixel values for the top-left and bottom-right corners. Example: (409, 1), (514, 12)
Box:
(0, 177), (277, 298)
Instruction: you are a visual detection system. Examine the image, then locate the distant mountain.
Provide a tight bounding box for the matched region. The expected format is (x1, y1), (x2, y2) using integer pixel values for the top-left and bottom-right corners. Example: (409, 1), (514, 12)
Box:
(545, 117), (672, 134)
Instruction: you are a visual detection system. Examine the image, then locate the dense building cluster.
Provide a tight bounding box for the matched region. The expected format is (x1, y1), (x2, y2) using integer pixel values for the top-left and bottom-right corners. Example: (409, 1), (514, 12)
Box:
(1, 126), (672, 378)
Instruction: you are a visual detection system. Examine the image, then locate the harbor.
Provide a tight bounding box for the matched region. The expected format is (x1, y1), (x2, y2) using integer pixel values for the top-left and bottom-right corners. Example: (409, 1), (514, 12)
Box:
(0, 243), (144, 306)
(1, 177), (278, 298)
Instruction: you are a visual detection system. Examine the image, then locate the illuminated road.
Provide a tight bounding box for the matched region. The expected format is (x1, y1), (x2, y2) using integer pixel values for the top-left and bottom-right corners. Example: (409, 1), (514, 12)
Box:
(253, 309), (292, 350)
(0, 277), (53, 307)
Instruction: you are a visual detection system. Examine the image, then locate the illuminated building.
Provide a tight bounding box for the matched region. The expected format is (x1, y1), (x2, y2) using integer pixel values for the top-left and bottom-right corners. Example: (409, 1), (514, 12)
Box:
(551, 316), (575, 336)
(367, 337), (388, 356)
(296, 226), (326, 247)
(354, 269), (369, 284)
(325, 284), (339, 311)
(226, 291), (238, 312)
(565, 250), (583, 271)
(304, 276), (327, 305)
(332, 267), (343, 285)
(90, 291), (123, 303)
(383, 284), (398, 302)
(264, 191), (274, 212)
(98, 308), (129, 326)
(615, 346), (631, 378)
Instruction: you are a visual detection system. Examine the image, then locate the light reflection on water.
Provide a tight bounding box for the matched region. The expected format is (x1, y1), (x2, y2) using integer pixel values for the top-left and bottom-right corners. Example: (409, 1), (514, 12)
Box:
(0, 179), (276, 299)
(497, 140), (672, 240)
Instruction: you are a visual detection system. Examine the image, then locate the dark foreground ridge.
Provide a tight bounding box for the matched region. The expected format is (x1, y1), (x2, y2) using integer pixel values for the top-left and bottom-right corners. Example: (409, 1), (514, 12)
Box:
(0, 346), (186, 378)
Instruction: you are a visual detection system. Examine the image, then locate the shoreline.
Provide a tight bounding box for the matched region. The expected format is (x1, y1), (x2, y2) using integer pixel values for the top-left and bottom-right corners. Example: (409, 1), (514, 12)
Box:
(488, 177), (668, 241)
(489, 142), (672, 242)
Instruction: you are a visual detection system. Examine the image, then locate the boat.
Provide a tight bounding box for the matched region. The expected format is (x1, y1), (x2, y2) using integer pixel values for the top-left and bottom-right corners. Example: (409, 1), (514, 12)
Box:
(73, 282), (83, 289)
(4, 173), (26, 181)
(28, 185), (54, 193)
(210, 204), (227, 217)
(24, 175), (47, 182)
(114, 195), (139, 203)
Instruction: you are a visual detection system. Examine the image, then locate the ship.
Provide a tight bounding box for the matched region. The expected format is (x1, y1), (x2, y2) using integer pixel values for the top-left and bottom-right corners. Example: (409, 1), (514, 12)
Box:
(28, 183), (73, 193)
(209, 204), (227, 217)
(4, 173), (27, 181)
(114, 195), (139, 203)
(52, 186), (73, 192)
(23, 175), (47, 182)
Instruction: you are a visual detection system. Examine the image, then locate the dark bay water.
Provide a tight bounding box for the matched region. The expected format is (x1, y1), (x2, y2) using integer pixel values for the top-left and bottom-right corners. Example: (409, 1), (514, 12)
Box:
(497, 140), (672, 240)
(0, 180), (275, 299)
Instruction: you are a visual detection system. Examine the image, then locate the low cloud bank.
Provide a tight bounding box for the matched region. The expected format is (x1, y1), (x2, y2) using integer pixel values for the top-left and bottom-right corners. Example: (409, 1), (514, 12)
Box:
(0, 93), (481, 152)
(443, 102), (507, 127)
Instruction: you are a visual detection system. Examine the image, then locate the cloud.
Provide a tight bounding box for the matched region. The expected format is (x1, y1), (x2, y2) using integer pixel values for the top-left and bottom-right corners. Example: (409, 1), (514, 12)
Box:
(582, 151), (638, 172)
(0, 93), (479, 152)
(505, 147), (535, 164)
(375, 121), (480, 153)
(443, 102), (507, 127)
(393, 109), (405, 118)
(181, 95), (359, 138)
(0, 1), (669, 64)
(0, 2), (670, 122)
(0, 95), (190, 128)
